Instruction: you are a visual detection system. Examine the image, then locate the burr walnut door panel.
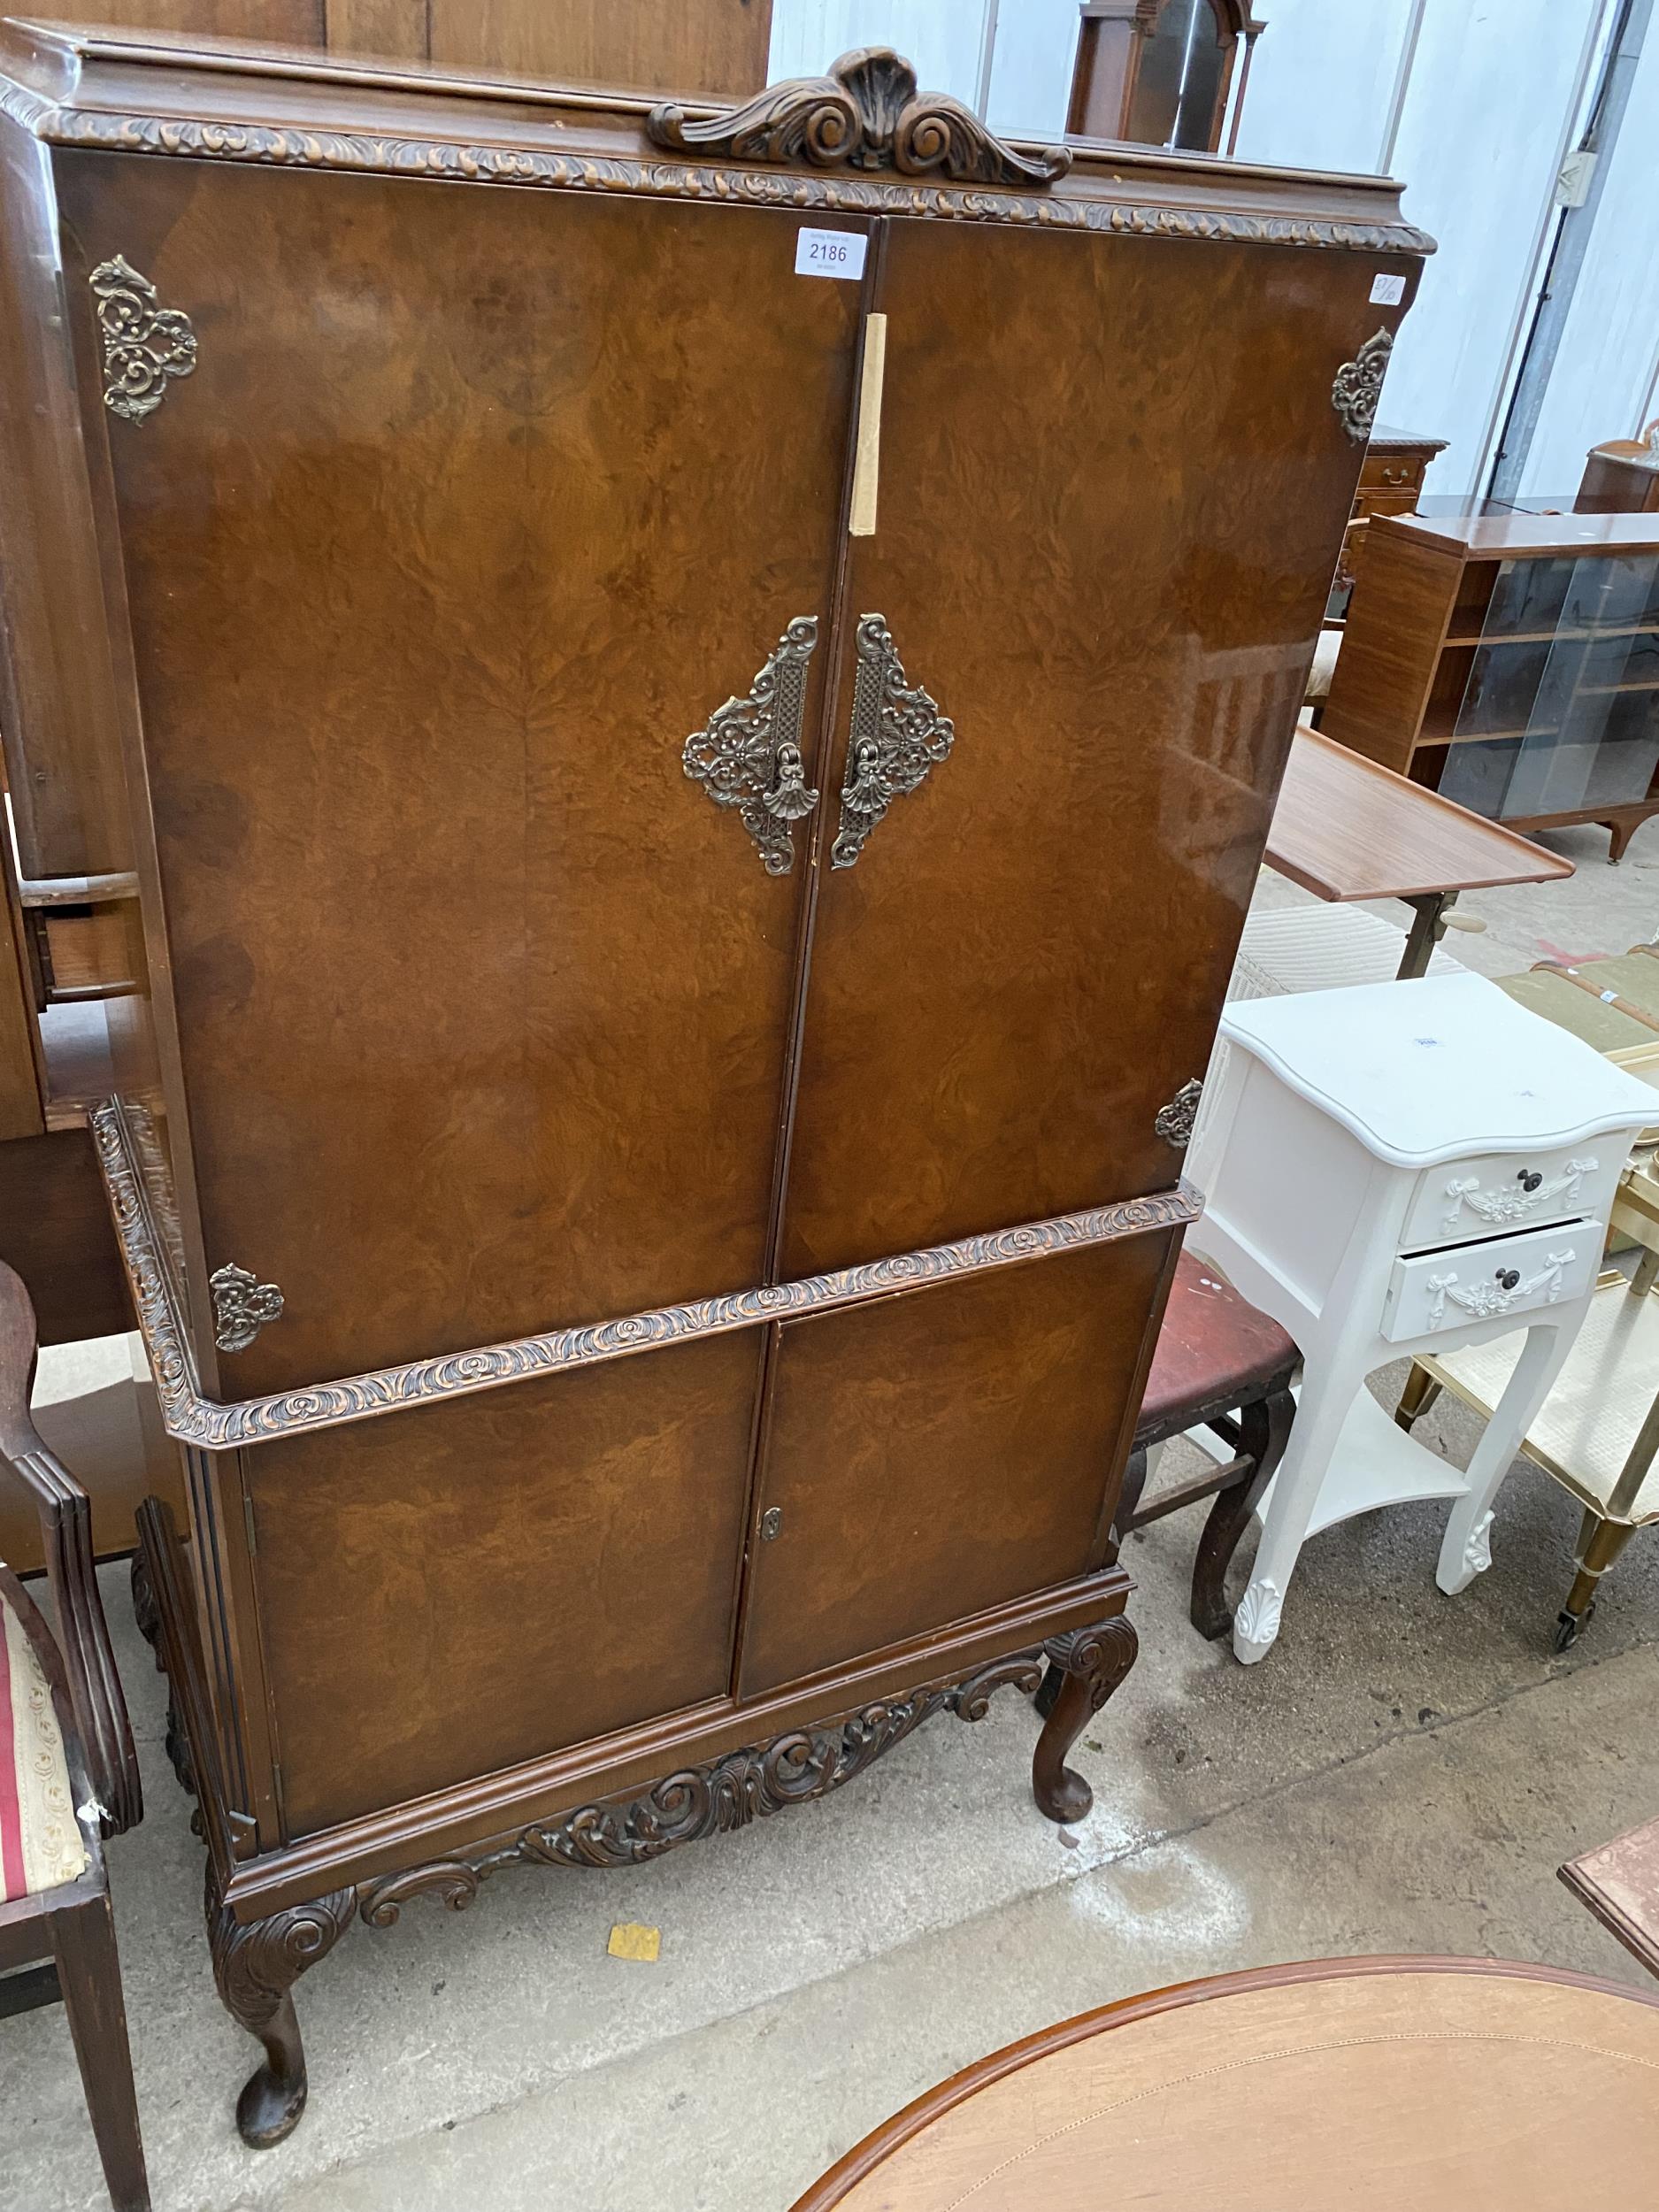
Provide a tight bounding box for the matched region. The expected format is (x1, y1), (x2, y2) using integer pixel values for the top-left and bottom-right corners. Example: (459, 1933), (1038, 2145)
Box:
(245, 1327), (765, 1836)
(57, 151), (866, 1395)
(780, 219), (1404, 1278)
(736, 1232), (1177, 1699)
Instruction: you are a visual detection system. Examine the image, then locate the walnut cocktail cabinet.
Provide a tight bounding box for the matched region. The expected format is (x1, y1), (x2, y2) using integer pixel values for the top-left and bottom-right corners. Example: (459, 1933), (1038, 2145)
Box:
(0, 20), (1430, 2144)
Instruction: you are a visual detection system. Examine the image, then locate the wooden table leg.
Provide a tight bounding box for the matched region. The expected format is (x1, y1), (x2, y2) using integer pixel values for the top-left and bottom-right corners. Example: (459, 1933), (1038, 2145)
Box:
(1398, 891), (1453, 979)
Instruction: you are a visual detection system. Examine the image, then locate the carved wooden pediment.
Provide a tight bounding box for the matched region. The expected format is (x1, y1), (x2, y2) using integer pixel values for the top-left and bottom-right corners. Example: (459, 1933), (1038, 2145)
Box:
(647, 46), (1071, 188)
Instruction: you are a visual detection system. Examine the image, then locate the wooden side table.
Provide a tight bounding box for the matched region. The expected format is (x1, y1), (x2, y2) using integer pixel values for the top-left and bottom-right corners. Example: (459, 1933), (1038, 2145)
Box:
(1264, 726), (1572, 980)
(1193, 973), (1656, 1662)
(1563, 1816), (1659, 1982)
(791, 1958), (1659, 2210)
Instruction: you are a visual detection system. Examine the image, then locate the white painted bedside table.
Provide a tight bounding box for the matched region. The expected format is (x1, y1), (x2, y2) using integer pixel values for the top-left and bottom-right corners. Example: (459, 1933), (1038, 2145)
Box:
(1190, 972), (1657, 1663)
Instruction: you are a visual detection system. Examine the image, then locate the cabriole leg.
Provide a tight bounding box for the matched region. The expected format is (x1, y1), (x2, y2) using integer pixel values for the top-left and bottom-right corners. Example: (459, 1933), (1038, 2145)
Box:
(1438, 1319), (1578, 1596)
(1190, 1388), (1294, 1640)
(1032, 1616), (1138, 1824)
(130, 1549), (196, 1799)
(206, 1870), (355, 2147)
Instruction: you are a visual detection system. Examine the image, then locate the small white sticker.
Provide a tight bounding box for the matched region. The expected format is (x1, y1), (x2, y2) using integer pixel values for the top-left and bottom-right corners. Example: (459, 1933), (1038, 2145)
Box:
(795, 227), (867, 281)
(1370, 273), (1407, 305)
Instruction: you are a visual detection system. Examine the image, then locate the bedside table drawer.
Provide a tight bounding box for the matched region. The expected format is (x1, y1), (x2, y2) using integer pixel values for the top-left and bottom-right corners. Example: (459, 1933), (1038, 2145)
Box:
(1401, 1146), (1623, 1251)
(1383, 1222), (1601, 1343)
(1359, 452), (1427, 493)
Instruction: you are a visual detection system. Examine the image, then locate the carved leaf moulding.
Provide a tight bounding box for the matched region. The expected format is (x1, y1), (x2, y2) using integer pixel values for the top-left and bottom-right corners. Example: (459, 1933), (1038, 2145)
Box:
(356, 1649), (1048, 1925)
(89, 1097), (1199, 1451)
(647, 46), (1070, 189)
(1, 92), (1435, 257)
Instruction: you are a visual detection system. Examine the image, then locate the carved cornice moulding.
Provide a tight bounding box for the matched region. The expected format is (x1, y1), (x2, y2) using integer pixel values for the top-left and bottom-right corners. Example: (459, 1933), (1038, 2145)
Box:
(0, 68), (1433, 257)
(90, 1096), (1200, 1451)
(646, 46), (1070, 188)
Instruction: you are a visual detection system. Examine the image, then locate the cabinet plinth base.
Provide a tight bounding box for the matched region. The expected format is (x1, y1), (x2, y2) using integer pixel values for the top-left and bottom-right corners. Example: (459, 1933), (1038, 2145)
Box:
(139, 1495), (1138, 2143)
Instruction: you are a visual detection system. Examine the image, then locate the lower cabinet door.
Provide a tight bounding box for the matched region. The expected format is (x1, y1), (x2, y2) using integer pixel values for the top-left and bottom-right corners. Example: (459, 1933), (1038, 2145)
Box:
(736, 1232), (1177, 1699)
(245, 1327), (765, 1837)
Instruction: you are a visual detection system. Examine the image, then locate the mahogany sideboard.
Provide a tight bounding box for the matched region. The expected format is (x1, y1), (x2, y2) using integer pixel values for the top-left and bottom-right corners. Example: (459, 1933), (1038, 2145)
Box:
(0, 20), (1428, 2144)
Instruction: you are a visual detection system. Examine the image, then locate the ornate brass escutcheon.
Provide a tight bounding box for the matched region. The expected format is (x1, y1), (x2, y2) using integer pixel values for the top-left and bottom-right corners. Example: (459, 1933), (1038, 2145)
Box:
(1331, 327), (1393, 444)
(831, 614), (955, 869)
(88, 255), (197, 423)
(210, 1263), (284, 1354)
(1155, 1079), (1203, 1150)
(682, 617), (821, 874)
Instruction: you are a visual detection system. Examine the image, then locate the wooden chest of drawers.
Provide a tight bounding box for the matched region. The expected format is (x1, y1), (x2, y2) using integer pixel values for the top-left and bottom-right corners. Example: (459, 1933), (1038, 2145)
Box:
(1329, 423), (1448, 618)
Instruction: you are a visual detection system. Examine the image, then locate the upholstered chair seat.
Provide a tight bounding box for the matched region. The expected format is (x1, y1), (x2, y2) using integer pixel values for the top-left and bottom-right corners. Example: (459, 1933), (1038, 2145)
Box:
(1, 1588), (91, 1900)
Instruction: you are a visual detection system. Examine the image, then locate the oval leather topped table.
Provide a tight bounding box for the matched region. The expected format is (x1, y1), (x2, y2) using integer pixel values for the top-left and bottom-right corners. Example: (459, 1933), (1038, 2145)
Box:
(789, 1957), (1659, 2210)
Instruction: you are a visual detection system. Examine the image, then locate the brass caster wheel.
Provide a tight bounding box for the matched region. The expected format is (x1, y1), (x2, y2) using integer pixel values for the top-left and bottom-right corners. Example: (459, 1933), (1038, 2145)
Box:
(1553, 1600), (1594, 1654)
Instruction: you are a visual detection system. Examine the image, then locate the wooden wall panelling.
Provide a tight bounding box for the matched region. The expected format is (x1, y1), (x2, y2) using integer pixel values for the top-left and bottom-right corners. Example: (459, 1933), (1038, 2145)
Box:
(426, 0), (774, 95)
(0, 788), (46, 1141)
(17, 1), (775, 89)
(0, 1129), (133, 1348)
(0, 104), (134, 877)
(12, 1), (326, 39)
(322, 0), (426, 60)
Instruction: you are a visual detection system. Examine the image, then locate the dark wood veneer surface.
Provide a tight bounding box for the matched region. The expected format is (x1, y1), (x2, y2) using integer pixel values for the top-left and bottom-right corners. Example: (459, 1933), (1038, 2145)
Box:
(59, 153), (864, 1394)
(0, 19), (1423, 2137)
(782, 220), (1373, 1275)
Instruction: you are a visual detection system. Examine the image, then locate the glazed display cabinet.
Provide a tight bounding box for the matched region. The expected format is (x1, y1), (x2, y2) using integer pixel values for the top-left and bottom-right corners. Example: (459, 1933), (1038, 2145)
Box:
(1324, 511), (1659, 861)
(0, 19), (1427, 2143)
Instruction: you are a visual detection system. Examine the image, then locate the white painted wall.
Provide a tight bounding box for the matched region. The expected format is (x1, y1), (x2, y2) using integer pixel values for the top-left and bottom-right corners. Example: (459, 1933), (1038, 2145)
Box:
(1228, 0), (1415, 176)
(1519, 20), (1659, 495)
(983, 0), (1079, 142)
(1379, 0), (1609, 495)
(767, 0), (987, 106)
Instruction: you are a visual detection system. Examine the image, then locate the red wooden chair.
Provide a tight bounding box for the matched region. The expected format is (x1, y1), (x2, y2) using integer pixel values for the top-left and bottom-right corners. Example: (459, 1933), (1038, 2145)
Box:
(1114, 1248), (1299, 1637)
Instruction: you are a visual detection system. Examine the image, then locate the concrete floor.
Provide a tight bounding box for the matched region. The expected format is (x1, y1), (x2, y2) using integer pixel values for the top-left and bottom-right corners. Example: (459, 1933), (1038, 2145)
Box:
(5, 816), (1659, 2212)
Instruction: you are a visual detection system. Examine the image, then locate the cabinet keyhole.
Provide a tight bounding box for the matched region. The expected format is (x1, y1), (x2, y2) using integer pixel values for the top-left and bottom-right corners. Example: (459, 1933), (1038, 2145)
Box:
(760, 1507), (783, 1542)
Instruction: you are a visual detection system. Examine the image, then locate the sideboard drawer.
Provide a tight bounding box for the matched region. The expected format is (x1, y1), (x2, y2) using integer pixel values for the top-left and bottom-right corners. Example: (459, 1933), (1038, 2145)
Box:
(1382, 1220), (1601, 1344)
(1400, 1145), (1623, 1251)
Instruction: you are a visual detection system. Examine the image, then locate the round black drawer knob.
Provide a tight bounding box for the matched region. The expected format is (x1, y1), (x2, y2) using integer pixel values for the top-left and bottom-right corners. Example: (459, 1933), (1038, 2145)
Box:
(1517, 1170), (1542, 1192)
(1496, 1268), (1521, 1290)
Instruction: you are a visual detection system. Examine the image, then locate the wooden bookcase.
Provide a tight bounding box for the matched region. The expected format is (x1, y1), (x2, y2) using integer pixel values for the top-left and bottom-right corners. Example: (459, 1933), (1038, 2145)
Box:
(1323, 511), (1659, 862)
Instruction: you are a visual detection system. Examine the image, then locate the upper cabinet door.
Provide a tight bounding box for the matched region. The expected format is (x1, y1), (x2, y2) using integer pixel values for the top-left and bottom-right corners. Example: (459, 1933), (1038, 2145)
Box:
(58, 155), (866, 1394)
(781, 219), (1394, 1279)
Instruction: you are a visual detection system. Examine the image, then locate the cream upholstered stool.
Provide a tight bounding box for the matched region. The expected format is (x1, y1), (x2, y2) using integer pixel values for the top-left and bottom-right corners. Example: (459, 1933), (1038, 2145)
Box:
(0, 1262), (149, 2211)
(1227, 902), (1466, 1003)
